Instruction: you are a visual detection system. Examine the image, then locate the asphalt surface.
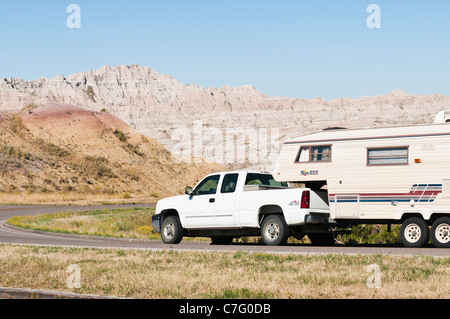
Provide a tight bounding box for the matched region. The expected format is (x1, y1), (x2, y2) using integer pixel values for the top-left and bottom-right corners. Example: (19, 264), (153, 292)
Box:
(0, 205), (449, 257)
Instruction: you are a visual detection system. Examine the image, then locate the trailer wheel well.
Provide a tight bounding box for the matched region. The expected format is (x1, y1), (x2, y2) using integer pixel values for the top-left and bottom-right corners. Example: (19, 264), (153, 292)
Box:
(400, 213), (425, 222)
(258, 205), (283, 225)
(401, 212), (450, 226)
(429, 213), (450, 224)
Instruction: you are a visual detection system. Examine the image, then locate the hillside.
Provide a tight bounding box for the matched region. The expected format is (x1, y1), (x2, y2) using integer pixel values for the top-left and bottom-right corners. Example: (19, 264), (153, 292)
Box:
(2, 65), (450, 169)
(0, 103), (222, 203)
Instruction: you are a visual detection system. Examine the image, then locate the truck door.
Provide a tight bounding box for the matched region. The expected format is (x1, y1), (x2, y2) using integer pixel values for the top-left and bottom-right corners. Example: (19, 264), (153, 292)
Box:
(215, 173), (239, 227)
(183, 174), (220, 228)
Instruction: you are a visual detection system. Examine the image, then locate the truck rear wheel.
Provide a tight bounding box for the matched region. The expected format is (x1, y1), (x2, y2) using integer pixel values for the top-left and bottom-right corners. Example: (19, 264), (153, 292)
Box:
(261, 215), (289, 246)
(400, 217), (429, 248)
(431, 217), (450, 248)
(161, 216), (183, 244)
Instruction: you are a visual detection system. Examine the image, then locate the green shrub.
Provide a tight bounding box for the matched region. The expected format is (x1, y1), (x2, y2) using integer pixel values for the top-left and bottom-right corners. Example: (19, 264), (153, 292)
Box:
(338, 224), (401, 245)
(113, 129), (127, 142)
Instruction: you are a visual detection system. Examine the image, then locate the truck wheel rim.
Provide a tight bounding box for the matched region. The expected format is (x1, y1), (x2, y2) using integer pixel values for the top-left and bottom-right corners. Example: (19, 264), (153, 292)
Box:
(435, 223), (450, 244)
(164, 222), (175, 239)
(404, 224), (421, 243)
(264, 221), (280, 241)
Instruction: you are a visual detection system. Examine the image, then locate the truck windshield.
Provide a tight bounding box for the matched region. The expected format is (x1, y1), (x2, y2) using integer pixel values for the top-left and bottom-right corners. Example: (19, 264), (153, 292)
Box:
(245, 173), (288, 187)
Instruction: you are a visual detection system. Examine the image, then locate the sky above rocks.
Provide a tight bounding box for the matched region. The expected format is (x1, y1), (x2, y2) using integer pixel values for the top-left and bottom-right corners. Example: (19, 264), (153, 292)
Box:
(0, 0), (449, 100)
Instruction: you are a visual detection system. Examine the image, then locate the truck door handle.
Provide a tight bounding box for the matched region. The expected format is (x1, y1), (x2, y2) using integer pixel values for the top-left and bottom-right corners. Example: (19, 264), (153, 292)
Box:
(209, 198), (215, 203)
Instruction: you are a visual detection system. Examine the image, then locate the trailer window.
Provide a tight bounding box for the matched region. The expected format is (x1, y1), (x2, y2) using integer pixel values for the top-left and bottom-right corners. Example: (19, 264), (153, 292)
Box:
(295, 145), (331, 163)
(367, 147), (409, 165)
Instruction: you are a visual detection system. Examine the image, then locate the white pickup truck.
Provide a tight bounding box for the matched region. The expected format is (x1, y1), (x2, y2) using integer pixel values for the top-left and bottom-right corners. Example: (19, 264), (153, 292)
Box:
(152, 170), (331, 245)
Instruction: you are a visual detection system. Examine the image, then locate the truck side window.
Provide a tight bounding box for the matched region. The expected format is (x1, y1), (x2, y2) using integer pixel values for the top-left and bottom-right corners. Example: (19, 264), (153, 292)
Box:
(192, 175), (220, 195)
(221, 174), (239, 193)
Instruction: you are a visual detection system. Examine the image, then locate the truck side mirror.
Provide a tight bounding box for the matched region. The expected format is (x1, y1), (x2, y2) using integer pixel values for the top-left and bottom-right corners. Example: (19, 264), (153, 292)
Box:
(185, 186), (193, 195)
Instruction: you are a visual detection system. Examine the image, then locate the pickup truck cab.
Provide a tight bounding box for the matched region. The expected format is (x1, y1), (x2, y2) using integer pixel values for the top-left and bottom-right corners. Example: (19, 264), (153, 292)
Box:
(152, 170), (330, 245)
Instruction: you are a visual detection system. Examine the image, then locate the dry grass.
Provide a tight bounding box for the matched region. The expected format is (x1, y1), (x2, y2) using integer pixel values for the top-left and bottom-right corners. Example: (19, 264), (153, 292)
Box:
(7, 208), (159, 239)
(0, 245), (448, 299)
(6, 208), (400, 245)
(0, 193), (155, 205)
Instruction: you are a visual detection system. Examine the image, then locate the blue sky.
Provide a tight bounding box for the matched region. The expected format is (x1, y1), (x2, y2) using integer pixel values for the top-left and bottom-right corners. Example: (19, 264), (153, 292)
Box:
(0, 0), (449, 100)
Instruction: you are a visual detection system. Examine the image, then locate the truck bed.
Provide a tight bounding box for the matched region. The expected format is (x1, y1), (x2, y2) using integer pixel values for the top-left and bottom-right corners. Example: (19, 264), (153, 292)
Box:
(243, 184), (292, 191)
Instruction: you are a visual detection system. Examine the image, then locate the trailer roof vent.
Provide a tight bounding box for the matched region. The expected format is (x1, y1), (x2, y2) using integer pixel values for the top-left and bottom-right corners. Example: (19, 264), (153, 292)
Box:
(323, 127), (347, 131)
(434, 110), (450, 123)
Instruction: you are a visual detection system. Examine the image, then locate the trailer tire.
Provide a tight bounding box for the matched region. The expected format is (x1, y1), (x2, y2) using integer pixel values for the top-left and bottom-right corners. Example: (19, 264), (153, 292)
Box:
(261, 215), (289, 246)
(400, 217), (429, 248)
(430, 217), (450, 248)
(161, 216), (183, 244)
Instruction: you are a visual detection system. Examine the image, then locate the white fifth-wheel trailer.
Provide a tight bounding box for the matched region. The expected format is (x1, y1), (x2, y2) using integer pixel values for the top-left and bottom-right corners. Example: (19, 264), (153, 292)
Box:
(273, 112), (450, 248)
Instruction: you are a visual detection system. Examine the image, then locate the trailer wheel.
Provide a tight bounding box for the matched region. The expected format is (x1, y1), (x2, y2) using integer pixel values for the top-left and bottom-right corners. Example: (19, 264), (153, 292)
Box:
(431, 217), (450, 248)
(400, 217), (429, 248)
(261, 215), (289, 246)
(161, 216), (183, 244)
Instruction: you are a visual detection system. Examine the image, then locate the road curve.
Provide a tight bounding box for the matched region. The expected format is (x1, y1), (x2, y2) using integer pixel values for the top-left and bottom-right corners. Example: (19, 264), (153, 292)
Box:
(0, 205), (449, 257)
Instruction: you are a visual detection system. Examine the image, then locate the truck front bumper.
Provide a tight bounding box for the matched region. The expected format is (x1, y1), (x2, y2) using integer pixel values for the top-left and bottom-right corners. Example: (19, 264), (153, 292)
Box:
(152, 215), (161, 233)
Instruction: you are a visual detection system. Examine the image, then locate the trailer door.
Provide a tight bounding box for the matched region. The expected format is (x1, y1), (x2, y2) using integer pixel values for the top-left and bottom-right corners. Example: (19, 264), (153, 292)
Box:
(334, 195), (360, 219)
(443, 180), (450, 198)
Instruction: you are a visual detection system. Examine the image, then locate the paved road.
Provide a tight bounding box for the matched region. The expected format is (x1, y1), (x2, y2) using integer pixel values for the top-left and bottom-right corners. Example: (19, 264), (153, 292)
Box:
(0, 205), (449, 257)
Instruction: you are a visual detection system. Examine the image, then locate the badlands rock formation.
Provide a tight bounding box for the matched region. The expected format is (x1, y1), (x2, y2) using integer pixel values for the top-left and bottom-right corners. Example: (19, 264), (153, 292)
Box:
(1, 65), (449, 168)
(0, 103), (221, 197)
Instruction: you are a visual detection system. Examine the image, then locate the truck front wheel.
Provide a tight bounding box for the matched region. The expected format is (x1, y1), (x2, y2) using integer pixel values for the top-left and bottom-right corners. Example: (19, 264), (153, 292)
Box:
(261, 215), (289, 246)
(161, 216), (184, 244)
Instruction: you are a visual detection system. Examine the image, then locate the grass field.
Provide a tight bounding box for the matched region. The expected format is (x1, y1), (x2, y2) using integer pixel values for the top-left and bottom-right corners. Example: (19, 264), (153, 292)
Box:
(3, 208), (448, 299)
(0, 245), (448, 299)
(7, 207), (160, 240)
(0, 192), (154, 205)
(6, 208), (403, 245)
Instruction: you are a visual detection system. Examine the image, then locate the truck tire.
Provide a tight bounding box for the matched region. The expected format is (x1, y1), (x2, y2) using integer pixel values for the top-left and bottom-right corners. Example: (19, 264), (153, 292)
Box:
(430, 217), (450, 248)
(261, 215), (289, 246)
(400, 217), (430, 248)
(161, 216), (183, 244)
